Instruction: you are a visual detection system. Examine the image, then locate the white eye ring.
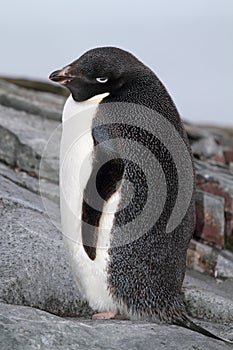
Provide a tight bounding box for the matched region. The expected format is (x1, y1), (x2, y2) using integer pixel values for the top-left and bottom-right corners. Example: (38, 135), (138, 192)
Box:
(96, 77), (108, 83)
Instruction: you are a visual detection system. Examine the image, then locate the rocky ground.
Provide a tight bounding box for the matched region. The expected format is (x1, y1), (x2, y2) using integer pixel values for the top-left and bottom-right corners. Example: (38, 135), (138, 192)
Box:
(0, 78), (233, 349)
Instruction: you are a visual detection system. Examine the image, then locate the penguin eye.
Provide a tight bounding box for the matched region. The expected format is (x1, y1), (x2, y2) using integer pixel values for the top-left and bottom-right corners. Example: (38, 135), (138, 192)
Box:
(96, 77), (108, 83)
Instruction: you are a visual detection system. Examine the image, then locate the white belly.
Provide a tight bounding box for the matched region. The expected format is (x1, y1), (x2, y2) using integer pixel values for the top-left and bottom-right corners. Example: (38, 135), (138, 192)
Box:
(60, 93), (118, 312)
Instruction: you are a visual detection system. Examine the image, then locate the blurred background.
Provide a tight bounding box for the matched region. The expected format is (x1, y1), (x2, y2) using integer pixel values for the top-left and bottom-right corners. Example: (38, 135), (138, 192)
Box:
(1, 0), (232, 126)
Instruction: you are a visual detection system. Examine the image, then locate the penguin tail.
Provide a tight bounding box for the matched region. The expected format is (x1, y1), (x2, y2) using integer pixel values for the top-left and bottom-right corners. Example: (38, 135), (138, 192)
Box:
(174, 314), (233, 344)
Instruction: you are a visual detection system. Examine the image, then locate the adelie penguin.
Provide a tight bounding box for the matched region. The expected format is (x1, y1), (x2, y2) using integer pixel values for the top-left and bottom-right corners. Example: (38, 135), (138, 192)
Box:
(49, 47), (232, 344)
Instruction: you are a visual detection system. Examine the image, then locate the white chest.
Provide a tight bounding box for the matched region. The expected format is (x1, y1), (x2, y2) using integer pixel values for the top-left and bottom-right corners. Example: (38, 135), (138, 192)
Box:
(60, 93), (118, 312)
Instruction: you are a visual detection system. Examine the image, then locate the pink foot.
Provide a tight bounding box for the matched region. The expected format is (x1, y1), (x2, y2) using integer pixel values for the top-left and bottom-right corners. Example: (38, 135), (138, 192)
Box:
(92, 311), (118, 320)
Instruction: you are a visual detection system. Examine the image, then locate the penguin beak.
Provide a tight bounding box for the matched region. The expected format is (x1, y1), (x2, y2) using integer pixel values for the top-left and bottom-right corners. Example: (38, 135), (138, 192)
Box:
(49, 66), (76, 85)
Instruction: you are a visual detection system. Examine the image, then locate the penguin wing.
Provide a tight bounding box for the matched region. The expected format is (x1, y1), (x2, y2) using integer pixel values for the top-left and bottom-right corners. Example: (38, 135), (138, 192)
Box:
(81, 151), (124, 260)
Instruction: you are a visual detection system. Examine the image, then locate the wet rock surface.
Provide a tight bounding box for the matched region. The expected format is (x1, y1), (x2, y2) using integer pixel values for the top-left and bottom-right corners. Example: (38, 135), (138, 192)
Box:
(0, 78), (233, 349)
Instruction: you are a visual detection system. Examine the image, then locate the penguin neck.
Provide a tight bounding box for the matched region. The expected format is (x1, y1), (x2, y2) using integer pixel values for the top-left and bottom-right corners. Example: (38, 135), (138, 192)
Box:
(62, 92), (109, 122)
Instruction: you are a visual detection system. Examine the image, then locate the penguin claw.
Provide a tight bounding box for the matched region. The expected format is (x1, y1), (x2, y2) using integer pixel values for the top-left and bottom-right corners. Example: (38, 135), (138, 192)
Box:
(92, 311), (118, 320)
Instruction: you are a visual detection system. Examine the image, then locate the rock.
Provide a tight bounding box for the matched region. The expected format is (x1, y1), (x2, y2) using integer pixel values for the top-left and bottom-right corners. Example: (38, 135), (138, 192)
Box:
(0, 173), (91, 317)
(230, 163), (233, 175)
(187, 239), (233, 279)
(184, 122), (210, 141)
(0, 303), (232, 350)
(0, 174), (44, 212)
(184, 269), (233, 325)
(0, 104), (60, 181)
(185, 123), (233, 164)
(0, 77), (69, 97)
(208, 127), (233, 150)
(187, 240), (218, 276)
(195, 159), (233, 243)
(0, 79), (65, 121)
(185, 123), (233, 154)
(209, 153), (226, 164)
(194, 190), (225, 246)
(192, 136), (221, 159)
(0, 162), (59, 204)
(184, 123), (224, 160)
(224, 150), (233, 164)
(215, 250), (233, 279)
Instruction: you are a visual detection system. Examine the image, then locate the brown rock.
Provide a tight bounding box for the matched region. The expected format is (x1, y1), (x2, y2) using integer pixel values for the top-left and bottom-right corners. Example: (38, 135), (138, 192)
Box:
(196, 180), (233, 242)
(209, 154), (226, 164)
(194, 190), (225, 247)
(195, 159), (233, 244)
(223, 149), (233, 164)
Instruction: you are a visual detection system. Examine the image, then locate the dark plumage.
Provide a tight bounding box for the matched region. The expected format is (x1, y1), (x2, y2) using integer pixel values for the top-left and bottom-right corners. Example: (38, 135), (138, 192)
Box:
(50, 47), (232, 344)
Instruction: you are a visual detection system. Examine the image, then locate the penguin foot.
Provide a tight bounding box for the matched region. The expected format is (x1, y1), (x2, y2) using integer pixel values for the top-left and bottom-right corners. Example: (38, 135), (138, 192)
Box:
(92, 311), (118, 319)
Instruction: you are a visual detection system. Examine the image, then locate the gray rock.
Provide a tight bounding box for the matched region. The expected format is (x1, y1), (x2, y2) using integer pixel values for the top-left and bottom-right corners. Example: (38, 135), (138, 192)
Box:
(192, 136), (221, 158)
(0, 173), (91, 317)
(187, 239), (233, 279)
(0, 174), (44, 212)
(0, 162), (59, 205)
(0, 303), (232, 350)
(184, 122), (210, 141)
(184, 269), (233, 324)
(184, 122), (233, 150)
(195, 159), (233, 198)
(0, 77), (69, 97)
(215, 251), (233, 279)
(0, 105), (61, 181)
(208, 127), (233, 149)
(229, 162), (233, 174)
(184, 123), (229, 160)
(0, 79), (65, 121)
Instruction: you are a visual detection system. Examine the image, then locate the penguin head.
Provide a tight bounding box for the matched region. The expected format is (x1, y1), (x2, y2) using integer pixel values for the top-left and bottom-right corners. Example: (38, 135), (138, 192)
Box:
(49, 47), (145, 101)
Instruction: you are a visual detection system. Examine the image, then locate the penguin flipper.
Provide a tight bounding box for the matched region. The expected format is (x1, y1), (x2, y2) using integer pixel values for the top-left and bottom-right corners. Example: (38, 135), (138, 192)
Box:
(174, 314), (233, 344)
(82, 157), (124, 260)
